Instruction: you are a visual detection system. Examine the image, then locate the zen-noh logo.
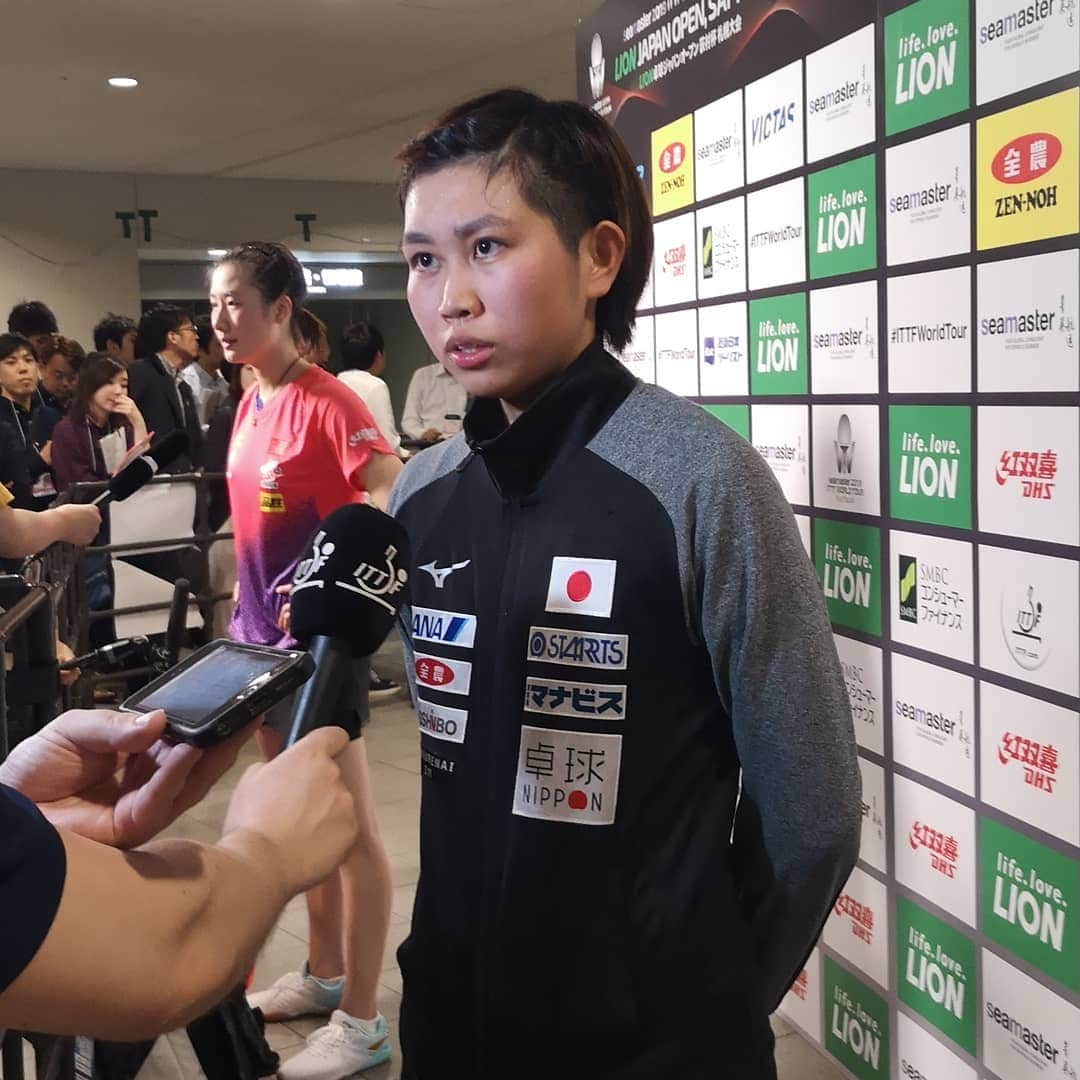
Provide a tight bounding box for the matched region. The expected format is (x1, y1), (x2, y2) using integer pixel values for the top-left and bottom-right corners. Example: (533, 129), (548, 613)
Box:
(992, 132), (1062, 184)
(658, 141), (686, 173)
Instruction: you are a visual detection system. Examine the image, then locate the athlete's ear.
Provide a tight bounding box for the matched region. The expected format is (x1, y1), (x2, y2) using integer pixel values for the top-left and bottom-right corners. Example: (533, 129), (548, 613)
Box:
(579, 220), (626, 302)
(272, 293), (294, 330)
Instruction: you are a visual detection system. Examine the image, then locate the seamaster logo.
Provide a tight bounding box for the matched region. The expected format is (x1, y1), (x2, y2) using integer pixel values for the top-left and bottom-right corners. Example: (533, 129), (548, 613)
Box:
(419, 559), (471, 589)
(985, 1001), (1065, 1068)
(1002, 583), (1048, 670)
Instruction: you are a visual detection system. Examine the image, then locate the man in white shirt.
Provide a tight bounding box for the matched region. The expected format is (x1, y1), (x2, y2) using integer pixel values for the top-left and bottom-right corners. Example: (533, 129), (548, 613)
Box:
(336, 321), (404, 700)
(181, 316), (229, 428)
(401, 360), (467, 443)
(337, 322), (402, 456)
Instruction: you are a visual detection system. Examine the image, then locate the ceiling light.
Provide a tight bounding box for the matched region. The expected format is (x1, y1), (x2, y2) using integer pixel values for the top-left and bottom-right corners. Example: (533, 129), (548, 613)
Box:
(207, 249), (227, 258)
(108, 76), (139, 89)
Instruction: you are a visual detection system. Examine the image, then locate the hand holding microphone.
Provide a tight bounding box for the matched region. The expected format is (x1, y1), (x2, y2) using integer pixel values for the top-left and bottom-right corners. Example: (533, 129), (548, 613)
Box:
(284, 504), (411, 748)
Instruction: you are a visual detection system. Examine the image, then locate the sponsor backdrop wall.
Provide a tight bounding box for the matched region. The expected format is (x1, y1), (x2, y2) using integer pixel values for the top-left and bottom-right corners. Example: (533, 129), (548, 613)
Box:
(578, 1), (1078, 1077)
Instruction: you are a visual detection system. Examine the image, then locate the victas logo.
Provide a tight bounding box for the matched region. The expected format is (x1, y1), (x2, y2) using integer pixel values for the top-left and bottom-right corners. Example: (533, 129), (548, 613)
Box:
(994, 447), (1058, 500)
(993, 132), (1063, 218)
(899, 555), (918, 622)
(789, 968), (810, 1001)
(751, 101), (797, 145)
(909, 821), (960, 878)
(1002, 583), (1048, 671)
(998, 729), (1060, 793)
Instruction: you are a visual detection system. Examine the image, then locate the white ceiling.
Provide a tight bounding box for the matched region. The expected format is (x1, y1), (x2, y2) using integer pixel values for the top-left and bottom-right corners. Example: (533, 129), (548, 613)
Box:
(4, 0), (602, 183)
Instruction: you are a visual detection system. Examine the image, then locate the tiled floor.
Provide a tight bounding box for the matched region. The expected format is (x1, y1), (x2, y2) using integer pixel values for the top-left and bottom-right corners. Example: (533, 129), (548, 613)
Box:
(4, 634), (845, 1079)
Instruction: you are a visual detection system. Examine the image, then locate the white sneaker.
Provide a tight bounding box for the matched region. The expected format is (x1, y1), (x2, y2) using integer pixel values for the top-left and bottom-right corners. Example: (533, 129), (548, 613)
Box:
(247, 963), (344, 1022)
(277, 1010), (391, 1079)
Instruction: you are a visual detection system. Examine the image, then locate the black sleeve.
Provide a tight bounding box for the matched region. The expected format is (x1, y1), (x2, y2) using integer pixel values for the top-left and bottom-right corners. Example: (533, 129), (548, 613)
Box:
(0, 784), (67, 994)
(0, 421), (33, 508)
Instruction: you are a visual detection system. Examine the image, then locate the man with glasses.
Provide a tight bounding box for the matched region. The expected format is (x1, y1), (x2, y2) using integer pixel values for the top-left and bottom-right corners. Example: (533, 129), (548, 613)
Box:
(129, 304), (204, 470)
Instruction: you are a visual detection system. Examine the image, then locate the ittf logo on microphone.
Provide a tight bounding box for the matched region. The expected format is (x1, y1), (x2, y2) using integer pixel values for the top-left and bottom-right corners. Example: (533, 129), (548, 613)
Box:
(544, 557), (617, 618)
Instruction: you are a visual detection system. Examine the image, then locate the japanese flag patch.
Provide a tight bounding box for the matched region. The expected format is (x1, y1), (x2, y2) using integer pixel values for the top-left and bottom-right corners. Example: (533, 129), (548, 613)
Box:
(544, 557), (617, 619)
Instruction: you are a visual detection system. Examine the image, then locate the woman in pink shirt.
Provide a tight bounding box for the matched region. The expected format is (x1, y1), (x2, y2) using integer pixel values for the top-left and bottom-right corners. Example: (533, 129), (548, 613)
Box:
(212, 241), (401, 1080)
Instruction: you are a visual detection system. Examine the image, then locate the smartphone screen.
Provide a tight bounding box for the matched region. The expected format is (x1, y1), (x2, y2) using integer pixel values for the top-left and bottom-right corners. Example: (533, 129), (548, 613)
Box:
(138, 647), (285, 727)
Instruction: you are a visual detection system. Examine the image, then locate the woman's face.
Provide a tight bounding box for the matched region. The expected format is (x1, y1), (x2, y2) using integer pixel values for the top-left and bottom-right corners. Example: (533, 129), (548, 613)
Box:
(91, 373), (128, 415)
(209, 262), (292, 368)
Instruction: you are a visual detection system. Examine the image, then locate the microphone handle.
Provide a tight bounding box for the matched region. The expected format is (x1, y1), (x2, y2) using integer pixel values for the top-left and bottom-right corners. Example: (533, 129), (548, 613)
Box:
(284, 636), (359, 749)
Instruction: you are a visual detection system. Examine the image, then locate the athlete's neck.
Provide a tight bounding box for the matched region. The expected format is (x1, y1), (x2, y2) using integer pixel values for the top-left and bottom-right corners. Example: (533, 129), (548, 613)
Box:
(254, 348), (307, 403)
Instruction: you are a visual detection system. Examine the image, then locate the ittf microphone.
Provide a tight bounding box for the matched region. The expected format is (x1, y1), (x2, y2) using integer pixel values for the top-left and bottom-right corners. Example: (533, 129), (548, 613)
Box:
(92, 429), (190, 506)
(284, 504), (411, 748)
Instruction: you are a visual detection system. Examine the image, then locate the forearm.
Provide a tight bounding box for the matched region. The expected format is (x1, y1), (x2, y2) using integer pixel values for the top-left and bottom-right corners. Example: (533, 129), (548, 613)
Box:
(0, 830), (290, 1040)
(0, 505), (70, 556)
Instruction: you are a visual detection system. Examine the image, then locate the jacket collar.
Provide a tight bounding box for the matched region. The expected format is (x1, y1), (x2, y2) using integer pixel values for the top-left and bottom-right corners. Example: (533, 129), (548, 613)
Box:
(463, 339), (635, 497)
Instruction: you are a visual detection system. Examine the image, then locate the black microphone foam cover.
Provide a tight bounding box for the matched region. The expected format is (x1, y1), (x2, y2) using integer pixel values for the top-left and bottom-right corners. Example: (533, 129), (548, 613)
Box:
(108, 456), (153, 501)
(290, 504), (411, 657)
(147, 429), (189, 471)
(108, 429), (190, 501)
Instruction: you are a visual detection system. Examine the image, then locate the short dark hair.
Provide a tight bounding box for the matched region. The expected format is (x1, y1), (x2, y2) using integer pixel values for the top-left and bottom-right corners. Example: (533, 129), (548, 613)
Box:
(0, 333), (34, 363)
(93, 312), (138, 351)
(7, 301), (58, 337)
(195, 314), (215, 353)
(41, 335), (86, 371)
(214, 241), (307, 320)
(396, 88), (652, 352)
(70, 356), (126, 426)
(340, 321), (385, 372)
(138, 304), (190, 355)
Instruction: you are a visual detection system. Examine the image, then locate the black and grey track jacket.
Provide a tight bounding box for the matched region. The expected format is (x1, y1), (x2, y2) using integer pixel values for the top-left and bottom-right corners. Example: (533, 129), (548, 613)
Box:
(388, 341), (861, 1080)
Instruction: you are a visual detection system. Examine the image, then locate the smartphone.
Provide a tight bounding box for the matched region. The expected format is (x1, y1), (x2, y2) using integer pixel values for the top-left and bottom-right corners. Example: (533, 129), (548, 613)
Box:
(122, 639), (315, 747)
